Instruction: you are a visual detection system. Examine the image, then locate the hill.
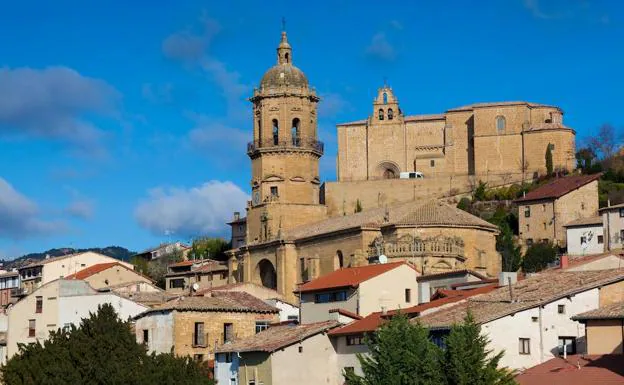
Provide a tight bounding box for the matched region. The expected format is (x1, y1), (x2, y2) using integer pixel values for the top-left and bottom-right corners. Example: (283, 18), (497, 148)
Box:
(0, 246), (136, 270)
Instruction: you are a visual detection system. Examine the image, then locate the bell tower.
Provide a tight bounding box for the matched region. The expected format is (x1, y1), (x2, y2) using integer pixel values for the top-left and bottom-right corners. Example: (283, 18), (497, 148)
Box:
(246, 29), (327, 244)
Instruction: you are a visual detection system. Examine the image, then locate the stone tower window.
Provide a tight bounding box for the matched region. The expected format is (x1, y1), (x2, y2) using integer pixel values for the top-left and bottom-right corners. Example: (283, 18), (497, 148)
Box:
(378, 109), (384, 121)
(388, 108), (394, 120)
(272, 119), (279, 145)
(257, 119), (262, 145)
(285, 52), (290, 63)
(291, 118), (300, 146)
(430, 159), (435, 167)
(383, 92), (388, 104)
(496, 116), (506, 132)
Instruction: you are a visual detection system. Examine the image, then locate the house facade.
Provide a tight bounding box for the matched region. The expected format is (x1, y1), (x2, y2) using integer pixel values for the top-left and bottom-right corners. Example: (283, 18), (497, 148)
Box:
(165, 259), (229, 294)
(0, 272), (19, 307)
(65, 262), (154, 290)
(564, 216), (604, 256)
(572, 301), (624, 355)
(600, 202), (624, 252)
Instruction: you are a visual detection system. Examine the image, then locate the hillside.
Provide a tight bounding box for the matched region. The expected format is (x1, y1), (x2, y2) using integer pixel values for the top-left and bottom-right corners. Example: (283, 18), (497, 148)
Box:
(0, 246), (136, 270)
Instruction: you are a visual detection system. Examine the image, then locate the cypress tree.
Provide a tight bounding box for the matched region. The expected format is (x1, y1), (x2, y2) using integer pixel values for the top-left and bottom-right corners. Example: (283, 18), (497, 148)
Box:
(545, 144), (554, 176)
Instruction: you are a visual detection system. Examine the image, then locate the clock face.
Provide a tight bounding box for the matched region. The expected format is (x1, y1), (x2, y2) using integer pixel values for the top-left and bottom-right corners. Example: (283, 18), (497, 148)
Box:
(253, 191), (260, 205)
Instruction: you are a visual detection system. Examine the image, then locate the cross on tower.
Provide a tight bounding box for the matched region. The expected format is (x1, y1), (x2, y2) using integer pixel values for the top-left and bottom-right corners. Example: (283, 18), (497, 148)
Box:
(282, 17), (286, 32)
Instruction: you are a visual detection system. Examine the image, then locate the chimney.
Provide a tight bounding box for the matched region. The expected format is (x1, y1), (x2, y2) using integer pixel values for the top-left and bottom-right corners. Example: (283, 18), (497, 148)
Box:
(498, 272), (517, 287)
(418, 282), (430, 304)
(233, 211), (240, 221)
(560, 255), (569, 269)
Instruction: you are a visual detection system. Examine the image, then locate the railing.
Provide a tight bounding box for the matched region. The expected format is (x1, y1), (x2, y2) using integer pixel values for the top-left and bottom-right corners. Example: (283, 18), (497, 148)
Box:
(247, 138), (324, 155)
(368, 239), (465, 259)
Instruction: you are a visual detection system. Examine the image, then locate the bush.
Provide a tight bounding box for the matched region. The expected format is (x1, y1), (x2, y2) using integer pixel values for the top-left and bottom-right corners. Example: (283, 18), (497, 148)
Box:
(457, 197), (472, 212)
(522, 242), (558, 273)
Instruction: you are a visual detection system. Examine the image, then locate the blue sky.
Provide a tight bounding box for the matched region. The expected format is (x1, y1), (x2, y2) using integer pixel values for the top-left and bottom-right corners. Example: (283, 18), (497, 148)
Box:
(0, 0), (622, 258)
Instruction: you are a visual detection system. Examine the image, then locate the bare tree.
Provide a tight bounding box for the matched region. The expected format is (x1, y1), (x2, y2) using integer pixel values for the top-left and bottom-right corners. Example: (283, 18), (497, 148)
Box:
(588, 124), (617, 160)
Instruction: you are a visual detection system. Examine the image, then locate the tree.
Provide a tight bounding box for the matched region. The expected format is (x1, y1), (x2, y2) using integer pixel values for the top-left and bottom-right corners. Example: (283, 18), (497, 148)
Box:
(354, 199), (363, 213)
(588, 124), (618, 160)
(473, 181), (488, 202)
(344, 313), (445, 385)
(457, 197), (472, 213)
(545, 144), (553, 176)
(522, 242), (558, 273)
(1, 304), (213, 385)
(187, 237), (230, 261)
(496, 223), (521, 272)
(576, 147), (601, 174)
(444, 313), (516, 385)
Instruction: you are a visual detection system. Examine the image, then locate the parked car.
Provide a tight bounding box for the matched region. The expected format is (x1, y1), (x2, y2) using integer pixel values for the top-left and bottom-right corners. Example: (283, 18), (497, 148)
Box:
(399, 172), (424, 179)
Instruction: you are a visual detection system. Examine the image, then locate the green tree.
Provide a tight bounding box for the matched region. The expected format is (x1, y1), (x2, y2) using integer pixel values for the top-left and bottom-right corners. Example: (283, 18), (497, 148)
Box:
(444, 313), (516, 385)
(187, 237), (230, 261)
(344, 313), (445, 385)
(457, 197), (472, 213)
(354, 199), (363, 213)
(545, 144), (553, 176)
(522, 242), (558, 273)
(1, 304), (213, 385)
(473, 181), (487, 202)
(496, 223), (521, 272)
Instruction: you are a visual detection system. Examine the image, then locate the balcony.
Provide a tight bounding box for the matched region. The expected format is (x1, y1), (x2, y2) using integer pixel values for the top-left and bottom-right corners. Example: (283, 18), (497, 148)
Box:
(247, 137), (324, 156)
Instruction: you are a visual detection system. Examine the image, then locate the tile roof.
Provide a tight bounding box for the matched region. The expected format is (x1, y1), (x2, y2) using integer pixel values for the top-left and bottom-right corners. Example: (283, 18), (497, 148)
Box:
(571, 301), (624, 321)
(515, 355), (624, 385)
(416, 269), (488, 282)
(514, 174), (601, 203)
(65, 262), (126, 280)
(168, 260), (194, 267)
(565, 253), (624, 270)
(117, 291), (178, 307)
(564, 216), (603, 227)
(328, 284), (498, 336)
(216, 321), (340, 353)
(134, 291), (279, 318)
(447, 101), (558, 112)
(417, 269), (624, 329)
(599, 202), (624, 211)
(297, 261), (413, 293)
(281, 199), (498, 242)
(328, 308), (363, 320)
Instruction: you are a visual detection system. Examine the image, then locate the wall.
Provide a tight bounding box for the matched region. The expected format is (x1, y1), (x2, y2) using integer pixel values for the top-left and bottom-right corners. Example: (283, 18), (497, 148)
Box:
(300, 288), (358, 324)
(602, 208), (624, 251)
(358, 264), (418, 316)
(271, 332), (339, 385)
(165, 270), (228, 294)
(134, 311), (174, 354)
(554, 180), (600, 247)
(565, 225), (604, 256)
(42, 252), (134, 286)
(599, 279), (624, 307)
(265, 299), (299, 322)
(585, 319), (624, 355)
(58, 294), (147, 329)
(518, 199), (557, 246)
(237, 351), (272, 385)
(83, 265), (153, 289)
(333, 335), (367, 378)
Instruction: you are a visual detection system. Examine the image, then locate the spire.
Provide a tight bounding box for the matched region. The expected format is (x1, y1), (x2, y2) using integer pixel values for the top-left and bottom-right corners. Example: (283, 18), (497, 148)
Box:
(277, 19), (292, 65)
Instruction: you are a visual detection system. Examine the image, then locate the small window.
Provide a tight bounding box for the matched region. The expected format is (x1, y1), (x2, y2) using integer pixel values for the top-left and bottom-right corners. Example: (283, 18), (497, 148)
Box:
(405, 288), (412, 303)
(558, 304), (565, 314)
(28, 319), (36, 337)
(526, 224), (530, 232)
(298, 346), (303, 353)
(255, 321), (269, 334)
(620, 230), (624, 243)
(619, 208), (624, 218)
(169, 279), (185, 289)
(542, 204), (546, 212)
(224, 323), (234, 343)
(524, 206), (531, 218)
(272, 119), (279, 145)
(143, 329), (149, 344)
(62, 323), (71, 333)
(378, 109), (384, 120)
(519, 338), (530, 355)
(496, 116), (506, 132)
(347, 335), (364, 346)
(526, 238), (534, 247)
(581, 202), (585, 210)
(543, 222), (547, 230)
(193, 322), (206, 347)
(287, 315), (299, 321)
(270, 186), (278, 197)
(35, 296), (43, 313)
(531, 316), (538, 323)
(387, 108), (394, 120)
(558, 336), (576, 355)
(598, 235), (604, 244)
(383, 92), (388, 104)
(430, 159), (435, 167)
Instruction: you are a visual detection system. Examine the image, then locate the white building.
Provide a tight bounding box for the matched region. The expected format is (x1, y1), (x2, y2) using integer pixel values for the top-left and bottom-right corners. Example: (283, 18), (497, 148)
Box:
(264, 298), (300, 322)
(6, 279), (148, 358)
(564, 216), (604, 256)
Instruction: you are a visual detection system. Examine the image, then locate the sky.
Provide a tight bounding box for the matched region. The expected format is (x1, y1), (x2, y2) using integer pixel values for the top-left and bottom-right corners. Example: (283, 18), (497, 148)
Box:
(0, 0), (622, 258)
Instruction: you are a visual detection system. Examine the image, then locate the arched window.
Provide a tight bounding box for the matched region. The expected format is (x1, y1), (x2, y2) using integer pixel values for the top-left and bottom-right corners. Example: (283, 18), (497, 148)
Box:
(257, 119), (262, 145)
(383, 92), (388, 104)
(388, 108), (394, 120)
(272, 119), (279, 145)
(291, 118), (300, 146)
(378, 109), (384, 120)
(383, 168), (396, 179)
(285, 52), (290, 63)
(335, 250), (344, 270)
(496, 116), (506, 132)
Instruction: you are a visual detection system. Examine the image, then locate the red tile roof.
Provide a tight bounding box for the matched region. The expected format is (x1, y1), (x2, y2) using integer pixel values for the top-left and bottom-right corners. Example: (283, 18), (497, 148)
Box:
(65, 262), (123, 280)
(168, 260), (194, 267)
(515, 355), (624, 385)
(328, 284), (497, 336)
(328, 308), (363, 320)
(514, 174), (601, 203)
(296, 262), (415, 293)
(416, 269), (488, 282)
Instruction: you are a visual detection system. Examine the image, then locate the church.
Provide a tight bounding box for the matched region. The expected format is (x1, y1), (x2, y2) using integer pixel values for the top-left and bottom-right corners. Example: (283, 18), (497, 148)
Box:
(226, 30), (575, 302)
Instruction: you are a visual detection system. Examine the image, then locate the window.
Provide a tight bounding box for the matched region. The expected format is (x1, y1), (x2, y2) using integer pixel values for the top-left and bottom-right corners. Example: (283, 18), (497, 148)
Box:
(598, 235), (604, 244)
(193, 354), (204, 362)
(405, 288), (412, 303)
(169, 279), (184, 289)
(291, 118), (300, 146)
(347, 335), (364, 346)
(143, 329), (149, 344)
(378, 109), (384, 120)
(526, 238), (534, 247)
(314, 291), (348, 303)
(270, 186), (278, 197)
(224, 323), (234, 343)
(580, 236), (587, 244)
(300, 258), (307, 283)
(581, 202), (585, 210)
(531, 316), (538, 323)
(193, 322), (206, 347)
(524, 206), (531, 218)
(496, 116), (506, 132)
(255, 321), (269, 334)
(272, 119), (279, 145)
(225, 352), (233, 363)
(387, 108), (394, 120)
(519, 338), (530, 354)
(249, 381), (256, 385)
(620, 229), (624, 243)
(526, 224), (530, 232)
(558, 304), (565, 314)
(542, 204), (546, 212)
(542, 222), (547, 230)
(298, 346), (303, 353)
(620, 208), (624, 218)
(287, 315), (299, 321)
(430, 159), (435, 167)
(383, 92), (388, 104)
(35, 296), (43, 313)
(558, 336), (576, 355)
(28, 319), (36, 337)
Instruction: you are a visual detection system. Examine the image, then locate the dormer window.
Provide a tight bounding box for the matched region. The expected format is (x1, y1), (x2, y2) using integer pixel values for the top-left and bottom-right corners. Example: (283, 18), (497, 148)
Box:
(496, 116), (506, 132)
(388, 108), (394, 120)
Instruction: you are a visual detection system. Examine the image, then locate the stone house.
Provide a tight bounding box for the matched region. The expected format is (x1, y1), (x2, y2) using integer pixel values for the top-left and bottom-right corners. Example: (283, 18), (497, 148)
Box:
(165, 259), (229, 294)
(6, 279), (148, 358)
(133, 291), (279, 363)
(515, 174), (600, 248)
(64, 262), (155, 290)
(599, 202), (624, 252)
(417, 268), (624, 370)
(228, 212), (247, 249)
(133, 242), (191, 262)
(564, 216), (605, 256)
(571, 301), (623, 355)
(215, 321), (341, 385)
(296, 262), (418, 323)
(17, 251), (134, 295)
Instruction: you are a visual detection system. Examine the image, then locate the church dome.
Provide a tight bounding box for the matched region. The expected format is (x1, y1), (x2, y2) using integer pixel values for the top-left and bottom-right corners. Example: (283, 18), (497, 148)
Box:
(260, 64), (308, 88)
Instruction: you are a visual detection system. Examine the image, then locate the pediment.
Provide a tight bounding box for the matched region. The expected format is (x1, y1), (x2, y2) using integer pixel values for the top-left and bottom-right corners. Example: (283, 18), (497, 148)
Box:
(263, 174), (284, 182)
(290, 176), (306, 182)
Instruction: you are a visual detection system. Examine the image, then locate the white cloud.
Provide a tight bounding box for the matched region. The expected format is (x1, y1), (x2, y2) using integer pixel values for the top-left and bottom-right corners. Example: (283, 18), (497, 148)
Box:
(134, 180), (249, 237)
(0, 177), (64, 239)
(318, 92), (351, 118)
(365, 32), (396, 62)
(0, 66), (119, 155)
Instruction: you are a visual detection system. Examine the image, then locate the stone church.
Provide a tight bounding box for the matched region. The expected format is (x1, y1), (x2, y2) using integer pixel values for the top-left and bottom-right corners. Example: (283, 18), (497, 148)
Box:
(226, 30), (575, 302)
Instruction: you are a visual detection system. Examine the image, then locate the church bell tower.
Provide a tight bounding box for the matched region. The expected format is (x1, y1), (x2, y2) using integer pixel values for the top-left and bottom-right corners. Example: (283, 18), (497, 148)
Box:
(246, 29), (327, 244)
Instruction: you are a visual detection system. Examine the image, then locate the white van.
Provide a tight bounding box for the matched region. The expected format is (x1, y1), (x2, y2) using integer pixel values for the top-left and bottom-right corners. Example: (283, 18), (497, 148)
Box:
(399, 172), (424, 179)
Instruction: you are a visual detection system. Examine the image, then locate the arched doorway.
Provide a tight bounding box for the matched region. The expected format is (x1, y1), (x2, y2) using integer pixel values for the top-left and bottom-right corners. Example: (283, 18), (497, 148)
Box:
(334, 250), (344, 270)
(376, 161), (400, 180)
(256, 259), (277, 289)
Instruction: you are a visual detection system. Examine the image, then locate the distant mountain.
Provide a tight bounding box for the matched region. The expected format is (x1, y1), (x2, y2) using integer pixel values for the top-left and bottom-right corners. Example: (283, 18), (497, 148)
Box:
(0, 246), (136, 270)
